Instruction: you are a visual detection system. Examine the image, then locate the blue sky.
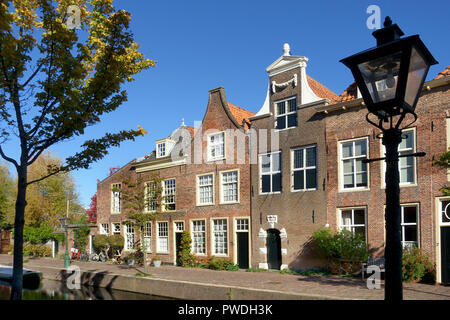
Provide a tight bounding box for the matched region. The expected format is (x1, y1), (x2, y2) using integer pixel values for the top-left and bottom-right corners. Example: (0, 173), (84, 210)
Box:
(3, 0), (450, 208)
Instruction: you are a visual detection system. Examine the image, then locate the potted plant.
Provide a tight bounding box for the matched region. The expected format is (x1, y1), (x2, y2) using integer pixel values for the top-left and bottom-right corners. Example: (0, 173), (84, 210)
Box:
(153, 255), (162, 267)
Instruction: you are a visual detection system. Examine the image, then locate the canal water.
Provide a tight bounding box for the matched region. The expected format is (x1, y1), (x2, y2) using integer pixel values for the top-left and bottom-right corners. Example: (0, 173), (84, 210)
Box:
(0, 279), (172, 300)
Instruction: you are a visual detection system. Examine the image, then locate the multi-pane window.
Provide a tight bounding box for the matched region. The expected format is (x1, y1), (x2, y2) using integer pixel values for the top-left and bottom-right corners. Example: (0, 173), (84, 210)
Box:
(175, 221), (184, 232)
(213, 219), (228, 255)
(340, 208), (366, 240)
(441, 200), (450, 225)
(157, 222), (168, 253)
(208, 132), (225, 160)
(198, 174), (214, 205)
(292, 146), (317, 191)
(383, 130), (415, 185)
(340, 139), (368, 189)
(112, 223), (121, 235)
(221, 171), (238, 203)
(236, 219), (249, 231)
(125, 224), (135, 250)
(401, 205), (418, 248)
(275, 97), (297, 130)
(145, 182), (158, 212)
(163, 179), (176, 211)
(100, 223), (109, 235)
(260, 151), (282, 194)
(157, 142), (166, 158)
(142, 222), (152, 253)
(111, 183), (121, 213)
(192, 220), (206, 255)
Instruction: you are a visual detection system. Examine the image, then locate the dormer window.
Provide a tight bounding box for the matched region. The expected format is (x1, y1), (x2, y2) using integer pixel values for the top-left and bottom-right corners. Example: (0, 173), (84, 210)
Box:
(156, 139), (175, 158)
(275, 97), (297, 130)
(157, 142), (166, 158)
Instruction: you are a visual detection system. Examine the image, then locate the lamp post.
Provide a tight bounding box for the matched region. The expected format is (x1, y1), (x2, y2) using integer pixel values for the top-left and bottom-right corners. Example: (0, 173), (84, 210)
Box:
(340, 17), (437, 301)
(59, 216), (70, 268)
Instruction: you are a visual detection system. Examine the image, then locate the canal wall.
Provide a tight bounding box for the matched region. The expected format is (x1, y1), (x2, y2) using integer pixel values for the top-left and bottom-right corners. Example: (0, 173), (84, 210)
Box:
(33, 265), (342, 300)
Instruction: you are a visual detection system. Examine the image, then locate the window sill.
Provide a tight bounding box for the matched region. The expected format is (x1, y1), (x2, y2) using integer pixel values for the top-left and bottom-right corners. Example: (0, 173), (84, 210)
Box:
(338, 187), (370, 193)
(197, 203), (214, 207)
(156, 252), (169, 255)
(219, 201), (240, 205)
(291, 188), (317, 193)
(259, 192), (282, 195)
(275, 127), (297, 132)
(381, 183), (417, 190)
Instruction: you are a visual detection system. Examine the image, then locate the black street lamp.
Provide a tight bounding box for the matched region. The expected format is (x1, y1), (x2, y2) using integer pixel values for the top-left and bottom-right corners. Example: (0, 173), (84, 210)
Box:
(340, 17), (438, 301)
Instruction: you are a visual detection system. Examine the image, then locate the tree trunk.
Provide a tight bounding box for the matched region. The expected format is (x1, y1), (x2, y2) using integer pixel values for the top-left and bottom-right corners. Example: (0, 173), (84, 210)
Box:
(141, 233), (148, 274)
(10, 166), (27, 300)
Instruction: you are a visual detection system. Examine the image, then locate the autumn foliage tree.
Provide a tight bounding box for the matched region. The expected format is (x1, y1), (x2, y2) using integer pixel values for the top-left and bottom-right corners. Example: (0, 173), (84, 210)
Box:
(85, 193), (97, 223)
(0, 0), (153, 299)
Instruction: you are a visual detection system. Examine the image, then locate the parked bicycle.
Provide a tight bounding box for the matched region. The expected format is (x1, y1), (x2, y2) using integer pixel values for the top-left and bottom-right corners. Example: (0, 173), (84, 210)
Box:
(70, 248), (90, 262)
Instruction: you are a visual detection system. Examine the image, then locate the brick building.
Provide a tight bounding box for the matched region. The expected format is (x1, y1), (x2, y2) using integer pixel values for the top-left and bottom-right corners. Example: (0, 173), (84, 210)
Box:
(314, 65), (450, 284)
(96, 42), (449, 283)
(97, 87), (255, 267)
(249, 44), (340, 270)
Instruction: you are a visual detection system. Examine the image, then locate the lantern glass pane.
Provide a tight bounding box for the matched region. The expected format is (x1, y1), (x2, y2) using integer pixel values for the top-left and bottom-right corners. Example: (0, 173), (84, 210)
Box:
(405, 47), (429, 108)
(358, 52), (402, 103)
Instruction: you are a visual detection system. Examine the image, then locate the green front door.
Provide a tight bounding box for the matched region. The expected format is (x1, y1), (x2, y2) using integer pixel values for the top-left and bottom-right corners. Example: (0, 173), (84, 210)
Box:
(266, 229), (281, 270)
(237, 232), (249, 269)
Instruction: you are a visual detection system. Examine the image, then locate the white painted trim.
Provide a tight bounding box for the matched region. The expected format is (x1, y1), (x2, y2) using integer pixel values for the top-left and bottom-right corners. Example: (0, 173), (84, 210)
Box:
(210, 217), (230, 258)
(219, 169), (240, 204)
(172, 220), (185, 265)
(135, 158), (187, 173)
(190, 219), (207, 256)
(290, 144), (318, 192)
(380, 127), (417, 188)
(338, 136), (370, 192)
(156, 221), (169, 254)
(196, 172), (215, 206)
(259, 150), (282, 195)
(233, 217), (251, 267)
(206, 131), (226, 162)
(337, 206), (368, 241)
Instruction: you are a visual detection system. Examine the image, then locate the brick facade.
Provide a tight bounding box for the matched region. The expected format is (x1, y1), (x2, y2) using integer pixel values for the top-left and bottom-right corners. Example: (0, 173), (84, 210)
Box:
(96, 87), (253, 267)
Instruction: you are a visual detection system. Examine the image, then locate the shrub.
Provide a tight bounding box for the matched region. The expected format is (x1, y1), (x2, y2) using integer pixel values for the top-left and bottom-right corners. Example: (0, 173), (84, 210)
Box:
(204, 256), (239, 271)
(402, 247), (435, 283)
(23, 244), (51, 257)
(109, 234), (124, 252)
(23, 222), (54, 244)
(178, 231), (196, 267)
(312, 228), (369, 275)
(92, 235), (109, 252)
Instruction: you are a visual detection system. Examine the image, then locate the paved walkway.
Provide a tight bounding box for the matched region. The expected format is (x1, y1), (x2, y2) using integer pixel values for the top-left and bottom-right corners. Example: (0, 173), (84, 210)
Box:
(1, 254), (449, 300)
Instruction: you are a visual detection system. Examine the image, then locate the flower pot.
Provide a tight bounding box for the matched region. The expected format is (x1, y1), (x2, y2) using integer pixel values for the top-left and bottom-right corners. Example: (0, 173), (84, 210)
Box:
(153, 260), (161, 267)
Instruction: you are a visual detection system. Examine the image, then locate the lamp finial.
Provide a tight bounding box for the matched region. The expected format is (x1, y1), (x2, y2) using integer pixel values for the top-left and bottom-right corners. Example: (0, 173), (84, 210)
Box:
(384, 16), (392, 27)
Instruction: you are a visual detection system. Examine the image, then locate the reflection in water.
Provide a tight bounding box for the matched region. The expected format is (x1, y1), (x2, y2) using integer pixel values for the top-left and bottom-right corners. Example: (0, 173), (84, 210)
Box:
(0, 279), (171, 300)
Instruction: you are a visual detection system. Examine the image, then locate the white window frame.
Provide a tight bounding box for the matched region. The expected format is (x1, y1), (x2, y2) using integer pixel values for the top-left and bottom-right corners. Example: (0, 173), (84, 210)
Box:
(144, 181), (158, 213)
(207, 131), (225, 161)
(157, 142), (166, 158)
(338, 207), (367, 241)
(191, 219), (206, 256)
(111, 183), (121, 213)
(211, 218), (228, 257)
(157, 221), (169, 253)
(220, 170), (240, 204)
(439, 198), (450, 226)
(339, 137), (369, 191)
(381, 127), (417, 187)
(196, 173), (214, 206)
(112, 223), (121, 235)
(291, 145), (317, 192)
(274, 96), (297, 131)
(259, 151), (282, 195)
(163, 178), (176, 211)
(400, 204), (419, 249)
(124, 224), (135, 251)
(142, 222), (152, 253)
(100, 223), (109, 235)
